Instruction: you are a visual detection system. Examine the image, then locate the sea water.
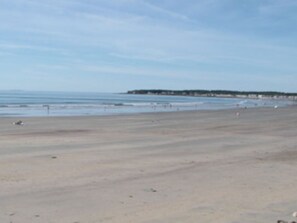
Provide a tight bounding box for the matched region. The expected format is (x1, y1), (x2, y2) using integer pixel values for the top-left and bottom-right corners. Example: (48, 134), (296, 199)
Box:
(0, 91), (291, 117)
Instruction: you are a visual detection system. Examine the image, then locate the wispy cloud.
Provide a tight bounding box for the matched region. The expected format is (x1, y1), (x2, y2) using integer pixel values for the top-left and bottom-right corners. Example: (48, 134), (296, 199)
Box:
(140, 0), (192, 22)
(0, 0), (296, 92)
(0, 43), (66, 53)
(258, 0), (297, 15)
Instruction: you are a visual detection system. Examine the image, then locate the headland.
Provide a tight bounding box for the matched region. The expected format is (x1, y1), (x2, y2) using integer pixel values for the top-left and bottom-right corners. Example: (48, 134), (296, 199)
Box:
(128, 89), (297, 100)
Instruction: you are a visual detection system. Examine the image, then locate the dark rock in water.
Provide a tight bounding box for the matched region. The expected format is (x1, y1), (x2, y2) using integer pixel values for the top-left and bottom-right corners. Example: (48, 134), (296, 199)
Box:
(51, 156), (57, 159)
(277, 220), (288, 223)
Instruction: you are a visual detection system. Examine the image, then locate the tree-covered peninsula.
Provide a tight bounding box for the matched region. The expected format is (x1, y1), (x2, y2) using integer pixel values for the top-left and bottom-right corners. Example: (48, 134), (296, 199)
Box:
(127, 89), (297, 100)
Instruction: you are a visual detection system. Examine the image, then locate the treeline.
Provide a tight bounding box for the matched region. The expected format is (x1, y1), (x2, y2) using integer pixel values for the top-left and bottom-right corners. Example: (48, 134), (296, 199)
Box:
(127, 89), (297, 97)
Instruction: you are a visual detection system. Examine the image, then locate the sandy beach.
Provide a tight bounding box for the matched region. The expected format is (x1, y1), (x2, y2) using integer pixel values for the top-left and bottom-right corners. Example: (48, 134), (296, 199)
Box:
(0, 107), (297, 223)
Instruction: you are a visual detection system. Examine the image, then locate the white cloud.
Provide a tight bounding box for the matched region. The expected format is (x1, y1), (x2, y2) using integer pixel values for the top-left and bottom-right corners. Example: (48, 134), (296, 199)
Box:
(0, 43), (65, 53)
(0, 0), (296, 91)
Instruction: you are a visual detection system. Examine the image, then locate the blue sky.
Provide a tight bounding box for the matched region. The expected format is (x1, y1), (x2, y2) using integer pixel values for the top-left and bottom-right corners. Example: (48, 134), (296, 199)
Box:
(0, 0), (296, 92)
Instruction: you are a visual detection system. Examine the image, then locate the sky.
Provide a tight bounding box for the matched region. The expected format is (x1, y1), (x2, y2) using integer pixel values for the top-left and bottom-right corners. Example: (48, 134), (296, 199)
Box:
(0, 0), (296, 93)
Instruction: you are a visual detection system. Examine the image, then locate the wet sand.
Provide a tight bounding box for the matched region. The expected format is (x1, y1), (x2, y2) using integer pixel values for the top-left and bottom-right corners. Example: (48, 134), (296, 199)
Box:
(0, 107), (297, 223)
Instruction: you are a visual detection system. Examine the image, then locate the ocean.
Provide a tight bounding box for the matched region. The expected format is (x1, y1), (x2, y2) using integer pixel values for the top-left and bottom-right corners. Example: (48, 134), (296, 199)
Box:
(0, 91), (291, 117)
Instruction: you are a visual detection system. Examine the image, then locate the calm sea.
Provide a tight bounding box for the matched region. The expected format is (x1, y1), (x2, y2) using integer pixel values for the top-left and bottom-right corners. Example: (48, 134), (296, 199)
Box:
(0, 91), (290, 117)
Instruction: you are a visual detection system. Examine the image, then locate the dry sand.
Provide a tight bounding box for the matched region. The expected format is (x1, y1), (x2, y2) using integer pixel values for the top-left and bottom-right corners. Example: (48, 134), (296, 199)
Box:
(0, 107), (297, 223)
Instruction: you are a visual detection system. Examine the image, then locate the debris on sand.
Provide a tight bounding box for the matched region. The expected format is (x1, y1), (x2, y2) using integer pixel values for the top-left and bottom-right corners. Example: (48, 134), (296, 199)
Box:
(150, 188), (157, 192)
(277, 221), (297, 223)
(277, 218), (297, 223)
(143, 188), (158, 193)
(276, 212), (297, 223)
(13, 120), (24, 126)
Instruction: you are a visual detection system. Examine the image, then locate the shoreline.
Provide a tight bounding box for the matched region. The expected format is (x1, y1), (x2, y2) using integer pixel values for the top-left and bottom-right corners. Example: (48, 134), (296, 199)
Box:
(0, 101), (294, 119)
(0, 107), (278, 119)
(1, 107), (297, 222)
(1, 91), (295, 118)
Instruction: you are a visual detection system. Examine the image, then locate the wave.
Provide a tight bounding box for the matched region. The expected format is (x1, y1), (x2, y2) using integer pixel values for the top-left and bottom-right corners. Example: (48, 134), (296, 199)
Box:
(0, 100), (280, 110)
(169, 102), (204, 107)
(0, 96), (292, 117)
